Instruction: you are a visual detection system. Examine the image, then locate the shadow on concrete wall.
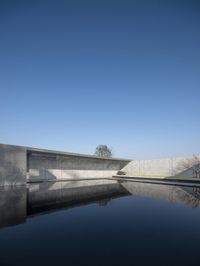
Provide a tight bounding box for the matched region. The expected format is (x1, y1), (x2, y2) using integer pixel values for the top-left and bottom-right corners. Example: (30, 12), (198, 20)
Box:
(0, 145), (26, 186)
(0, 160), (25, 186)
(28, 152), (130, 181)
(172, 156), (200, 178)
(121, 156), (200, 179)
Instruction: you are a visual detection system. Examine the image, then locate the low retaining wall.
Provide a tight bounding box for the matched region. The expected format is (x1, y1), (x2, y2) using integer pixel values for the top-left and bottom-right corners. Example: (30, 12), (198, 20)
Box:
(122, 157), (200, 178)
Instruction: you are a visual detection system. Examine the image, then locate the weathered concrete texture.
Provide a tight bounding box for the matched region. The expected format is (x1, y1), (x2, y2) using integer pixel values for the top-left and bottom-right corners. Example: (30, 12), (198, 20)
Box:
(122, 157), (200, 178)
(0, 144), (27, 186)
(0, 143), (130, 186)
(28, 150), (130, 181)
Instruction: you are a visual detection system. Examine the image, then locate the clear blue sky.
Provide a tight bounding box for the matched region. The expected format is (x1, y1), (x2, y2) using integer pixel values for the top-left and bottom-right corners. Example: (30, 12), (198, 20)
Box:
(0, 0), (200, 159)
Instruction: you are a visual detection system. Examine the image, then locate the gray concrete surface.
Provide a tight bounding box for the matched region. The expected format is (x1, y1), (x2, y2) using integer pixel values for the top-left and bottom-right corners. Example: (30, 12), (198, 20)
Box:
(0, 144), (27, 186)
(1, 143), (199, 186)
(114, 175), (200, 188)
(28, 148), (130, 182)
(0, 143), (130, 186)
(122, 157), (200, 178)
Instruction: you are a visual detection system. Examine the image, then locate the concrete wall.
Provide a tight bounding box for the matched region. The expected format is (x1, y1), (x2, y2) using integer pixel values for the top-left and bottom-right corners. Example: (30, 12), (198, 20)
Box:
(122, 157), (200, 177)
(28, 149), (130, 181)
(0, 143), (130, 186)
(0, 144), (27, 186)
(3, 143), (197, 184)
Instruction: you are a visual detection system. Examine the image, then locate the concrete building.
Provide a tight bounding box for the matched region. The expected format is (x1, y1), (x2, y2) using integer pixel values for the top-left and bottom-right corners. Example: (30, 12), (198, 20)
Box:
(0, 143), (130, 186)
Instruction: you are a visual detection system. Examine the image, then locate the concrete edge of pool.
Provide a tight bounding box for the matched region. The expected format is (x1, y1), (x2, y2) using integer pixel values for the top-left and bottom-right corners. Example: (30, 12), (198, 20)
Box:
(28, 175), (200, 188)
(113, 175), (200, 187)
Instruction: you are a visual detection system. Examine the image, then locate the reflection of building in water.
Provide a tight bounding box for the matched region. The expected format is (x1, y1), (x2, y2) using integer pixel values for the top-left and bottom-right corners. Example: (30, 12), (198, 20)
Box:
(177, 187), (200, 208)
(1, 180), (200, 230)
(121, 181), (200, 208)
(0, 179), (128, 229)
(28, 179), (128, 215)
(0, 186), (26, 228)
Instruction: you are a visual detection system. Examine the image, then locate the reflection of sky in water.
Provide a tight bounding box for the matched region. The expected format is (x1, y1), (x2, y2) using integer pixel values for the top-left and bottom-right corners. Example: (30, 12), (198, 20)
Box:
(1, 180), (200, 266)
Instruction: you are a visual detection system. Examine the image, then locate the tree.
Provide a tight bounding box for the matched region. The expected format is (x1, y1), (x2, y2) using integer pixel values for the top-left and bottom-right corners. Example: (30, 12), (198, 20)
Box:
(94, 145), (112, 158)
(177, 155), (200, 178)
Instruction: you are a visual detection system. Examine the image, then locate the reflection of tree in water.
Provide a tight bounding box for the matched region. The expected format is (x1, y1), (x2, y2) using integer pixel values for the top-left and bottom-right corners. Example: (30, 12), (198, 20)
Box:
(176, 187), (200, 208)
(192, 187), (200, 199)
(176, 156), (200, 178)
(98, 198), (111, 206)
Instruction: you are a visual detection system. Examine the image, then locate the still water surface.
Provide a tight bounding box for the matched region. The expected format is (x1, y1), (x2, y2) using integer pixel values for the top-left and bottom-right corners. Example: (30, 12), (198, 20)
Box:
(1, 180), (200, 266)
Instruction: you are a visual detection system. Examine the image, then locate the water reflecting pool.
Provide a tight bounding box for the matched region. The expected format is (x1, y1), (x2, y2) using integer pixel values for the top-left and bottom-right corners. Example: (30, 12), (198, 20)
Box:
(1, 179), (200, 266)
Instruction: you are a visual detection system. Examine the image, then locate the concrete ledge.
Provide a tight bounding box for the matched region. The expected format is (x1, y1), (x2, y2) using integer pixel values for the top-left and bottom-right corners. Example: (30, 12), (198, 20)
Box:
(27, 177), (114, 183)
(113, 175), (200, 188)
